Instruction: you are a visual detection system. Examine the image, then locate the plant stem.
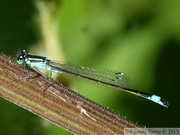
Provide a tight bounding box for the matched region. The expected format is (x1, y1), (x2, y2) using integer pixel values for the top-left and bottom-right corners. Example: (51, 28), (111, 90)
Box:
(0, 53), (147, 135)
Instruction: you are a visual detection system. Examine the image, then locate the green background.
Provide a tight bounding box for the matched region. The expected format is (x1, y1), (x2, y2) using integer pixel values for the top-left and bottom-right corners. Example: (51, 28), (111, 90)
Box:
(0, 0), (180, 134)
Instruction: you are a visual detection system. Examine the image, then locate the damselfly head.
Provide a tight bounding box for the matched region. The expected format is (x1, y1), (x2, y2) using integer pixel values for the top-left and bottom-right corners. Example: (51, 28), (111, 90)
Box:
(17, 49), (28, 65)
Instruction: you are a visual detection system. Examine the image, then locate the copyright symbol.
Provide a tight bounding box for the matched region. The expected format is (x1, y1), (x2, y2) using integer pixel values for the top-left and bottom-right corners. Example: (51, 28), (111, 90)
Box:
(162, 129), (166, 134)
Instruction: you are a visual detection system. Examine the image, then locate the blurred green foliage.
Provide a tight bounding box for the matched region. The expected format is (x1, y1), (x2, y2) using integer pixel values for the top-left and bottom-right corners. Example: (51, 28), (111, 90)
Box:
(0, 0), (180, 134)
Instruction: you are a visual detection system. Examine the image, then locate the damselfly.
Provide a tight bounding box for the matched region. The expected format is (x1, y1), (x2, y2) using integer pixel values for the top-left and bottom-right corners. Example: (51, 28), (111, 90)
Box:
(17, 49), (169, 108)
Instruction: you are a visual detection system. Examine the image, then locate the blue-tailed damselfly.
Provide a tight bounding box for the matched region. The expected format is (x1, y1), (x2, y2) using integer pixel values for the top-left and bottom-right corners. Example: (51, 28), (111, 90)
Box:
(17, 49), (169, 108)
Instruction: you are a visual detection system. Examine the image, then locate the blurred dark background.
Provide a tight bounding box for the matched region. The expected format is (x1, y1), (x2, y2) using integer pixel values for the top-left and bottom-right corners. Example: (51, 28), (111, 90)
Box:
(0, 0), (180, 134)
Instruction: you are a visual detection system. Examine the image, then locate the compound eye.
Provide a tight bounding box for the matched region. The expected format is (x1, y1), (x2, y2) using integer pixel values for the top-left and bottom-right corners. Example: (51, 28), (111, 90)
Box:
(17, 55), (25, 65)
(21, 49), (28, 55)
